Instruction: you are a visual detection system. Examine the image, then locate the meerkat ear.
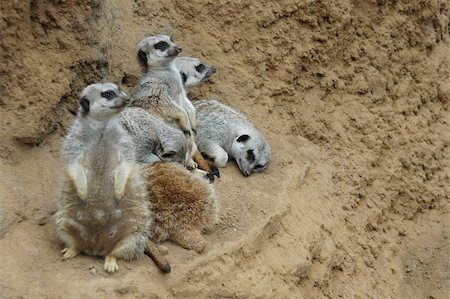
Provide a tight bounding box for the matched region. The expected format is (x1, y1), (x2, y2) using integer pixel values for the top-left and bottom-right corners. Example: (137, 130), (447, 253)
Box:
(80, 97), (90, 113)
(237, 134), (250, 142)
(137, 50), (147, 65)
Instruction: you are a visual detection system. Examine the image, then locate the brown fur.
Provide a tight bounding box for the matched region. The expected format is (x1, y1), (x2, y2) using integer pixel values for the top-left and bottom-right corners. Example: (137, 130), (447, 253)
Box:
(141, 162), (219, 253)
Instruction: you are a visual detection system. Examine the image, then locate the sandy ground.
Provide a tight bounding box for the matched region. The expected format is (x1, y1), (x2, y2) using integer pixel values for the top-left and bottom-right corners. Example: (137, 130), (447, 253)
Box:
(0, 0), (449, 298)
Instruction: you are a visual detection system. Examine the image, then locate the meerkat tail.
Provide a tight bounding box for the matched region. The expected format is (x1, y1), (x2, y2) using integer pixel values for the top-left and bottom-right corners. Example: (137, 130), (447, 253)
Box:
(193, 151), (220, 182)
(145, 240), (171, 273)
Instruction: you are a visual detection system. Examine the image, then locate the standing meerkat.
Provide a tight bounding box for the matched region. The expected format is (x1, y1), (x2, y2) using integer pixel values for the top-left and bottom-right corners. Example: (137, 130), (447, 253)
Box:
(130, 35), (218, 180)
(55, 83), (170, 273)
(141, 161), (219, 253)
(174, 56), (216, 93)
(193, 100), (272, 176)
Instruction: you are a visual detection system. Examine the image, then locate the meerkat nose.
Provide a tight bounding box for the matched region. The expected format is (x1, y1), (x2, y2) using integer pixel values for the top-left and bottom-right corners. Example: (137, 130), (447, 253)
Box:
(176, 47), (182, 53)
(212, 66), (217, 73)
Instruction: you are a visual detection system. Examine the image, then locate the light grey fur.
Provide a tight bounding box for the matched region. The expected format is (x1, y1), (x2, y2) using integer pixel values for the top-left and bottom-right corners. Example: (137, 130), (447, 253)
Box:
(56, 83), (152, 273)
(193, 100), (271, 176)
(130, 35), (197, 169)
(174, 56), (216, 92)
(120, 107), (187, 165)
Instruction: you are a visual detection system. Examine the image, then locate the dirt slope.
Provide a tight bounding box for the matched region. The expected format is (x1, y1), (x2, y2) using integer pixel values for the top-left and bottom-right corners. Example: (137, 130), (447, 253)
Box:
(0, 0), (449, 298)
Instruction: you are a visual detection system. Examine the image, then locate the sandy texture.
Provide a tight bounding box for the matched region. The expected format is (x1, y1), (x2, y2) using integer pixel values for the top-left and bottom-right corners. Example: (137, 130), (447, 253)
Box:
(0, 0), (449, 298)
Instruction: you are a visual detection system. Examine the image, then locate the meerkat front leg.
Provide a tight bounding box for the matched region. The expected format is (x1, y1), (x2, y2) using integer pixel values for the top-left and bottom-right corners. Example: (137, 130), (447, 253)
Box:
(66, 163), (88, 201)
(204, 144), (229, 168)
(163, 103), (193, 136)
(185, 101), (197, 132)
(184, 139), (198, 170)
(113, 162), (132, 200)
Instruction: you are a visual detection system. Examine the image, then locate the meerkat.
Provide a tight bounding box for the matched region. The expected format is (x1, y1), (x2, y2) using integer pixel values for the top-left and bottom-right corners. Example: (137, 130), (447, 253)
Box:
(130, 35), (218, 180)
(193, 100), (272, 176)
(120, 107), (187, 165)
(55, 83), (170, 273)
(174, 56), (216, 92)
(141, 161), (219, 253)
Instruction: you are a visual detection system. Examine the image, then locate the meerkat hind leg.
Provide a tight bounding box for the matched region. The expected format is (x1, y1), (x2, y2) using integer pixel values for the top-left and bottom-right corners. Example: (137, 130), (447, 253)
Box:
(105, 232), (146, 273)
(171, 228), (206, 254)
(204, 145), (228, 168)
(61, 247), (79, 260)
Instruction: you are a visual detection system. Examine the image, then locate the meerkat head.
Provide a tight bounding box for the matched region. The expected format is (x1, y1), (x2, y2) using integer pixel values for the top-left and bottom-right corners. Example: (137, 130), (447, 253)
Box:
(155, 137), (187, 164)
(79, 83), (128, 119)
(174, 57), (216, 91)
(136, 35), (182, 72)
(231, 132), (272, 176)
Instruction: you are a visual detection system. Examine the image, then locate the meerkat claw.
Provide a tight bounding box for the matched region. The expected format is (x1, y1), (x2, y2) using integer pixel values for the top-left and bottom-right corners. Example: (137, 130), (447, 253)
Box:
(61, 247), (79, 260)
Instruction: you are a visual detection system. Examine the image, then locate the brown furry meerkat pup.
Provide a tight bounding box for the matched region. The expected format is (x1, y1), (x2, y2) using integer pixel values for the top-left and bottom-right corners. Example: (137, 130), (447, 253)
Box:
(141, 162), (219, 253)
(130, 34), (219, 181)
(55, 83), (170, 273)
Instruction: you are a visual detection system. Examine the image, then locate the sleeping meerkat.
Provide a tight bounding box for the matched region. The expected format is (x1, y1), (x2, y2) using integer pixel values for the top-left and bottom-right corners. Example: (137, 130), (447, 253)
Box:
(130, 35), (218, 180)
(55, 83), (170, 273)
(174, 56), (216, 92)
(193, 100), (271, 176)
(120, 107), (187, 165)
(141, 161), (219, 253)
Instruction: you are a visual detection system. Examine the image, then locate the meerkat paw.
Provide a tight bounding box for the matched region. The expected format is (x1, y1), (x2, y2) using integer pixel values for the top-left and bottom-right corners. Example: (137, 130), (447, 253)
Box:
(61, 247), (79, 260)
(185, 159), (198, 170)
(104, 255), (119, 273)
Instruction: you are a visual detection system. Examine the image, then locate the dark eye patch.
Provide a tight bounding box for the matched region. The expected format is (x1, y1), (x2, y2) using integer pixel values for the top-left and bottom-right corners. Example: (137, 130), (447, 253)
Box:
(237, 134), (250, 142)
(138, 50), (147, 64)
(195, 64), (205, 73)
(254, 164), (265, 170)
(180, 72), (187, 84)
(246, 149), (255, 162)
(80, 97), (90, 112)
(154, 41), (169, 50)
(101, 90), (116, 100)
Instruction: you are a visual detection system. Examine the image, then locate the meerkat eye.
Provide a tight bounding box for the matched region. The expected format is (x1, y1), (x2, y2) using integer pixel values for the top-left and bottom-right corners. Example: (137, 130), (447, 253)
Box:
(162, 151), (176, 158)
(101, 90), (116, 100)
(154, 41), (169, 50)
(195, 64), (205, 73)
(246, 149), (255, 162)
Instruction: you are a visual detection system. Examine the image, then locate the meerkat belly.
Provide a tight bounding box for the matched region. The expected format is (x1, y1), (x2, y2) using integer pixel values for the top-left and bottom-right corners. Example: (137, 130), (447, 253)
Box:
(66, 202), (133, 256)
